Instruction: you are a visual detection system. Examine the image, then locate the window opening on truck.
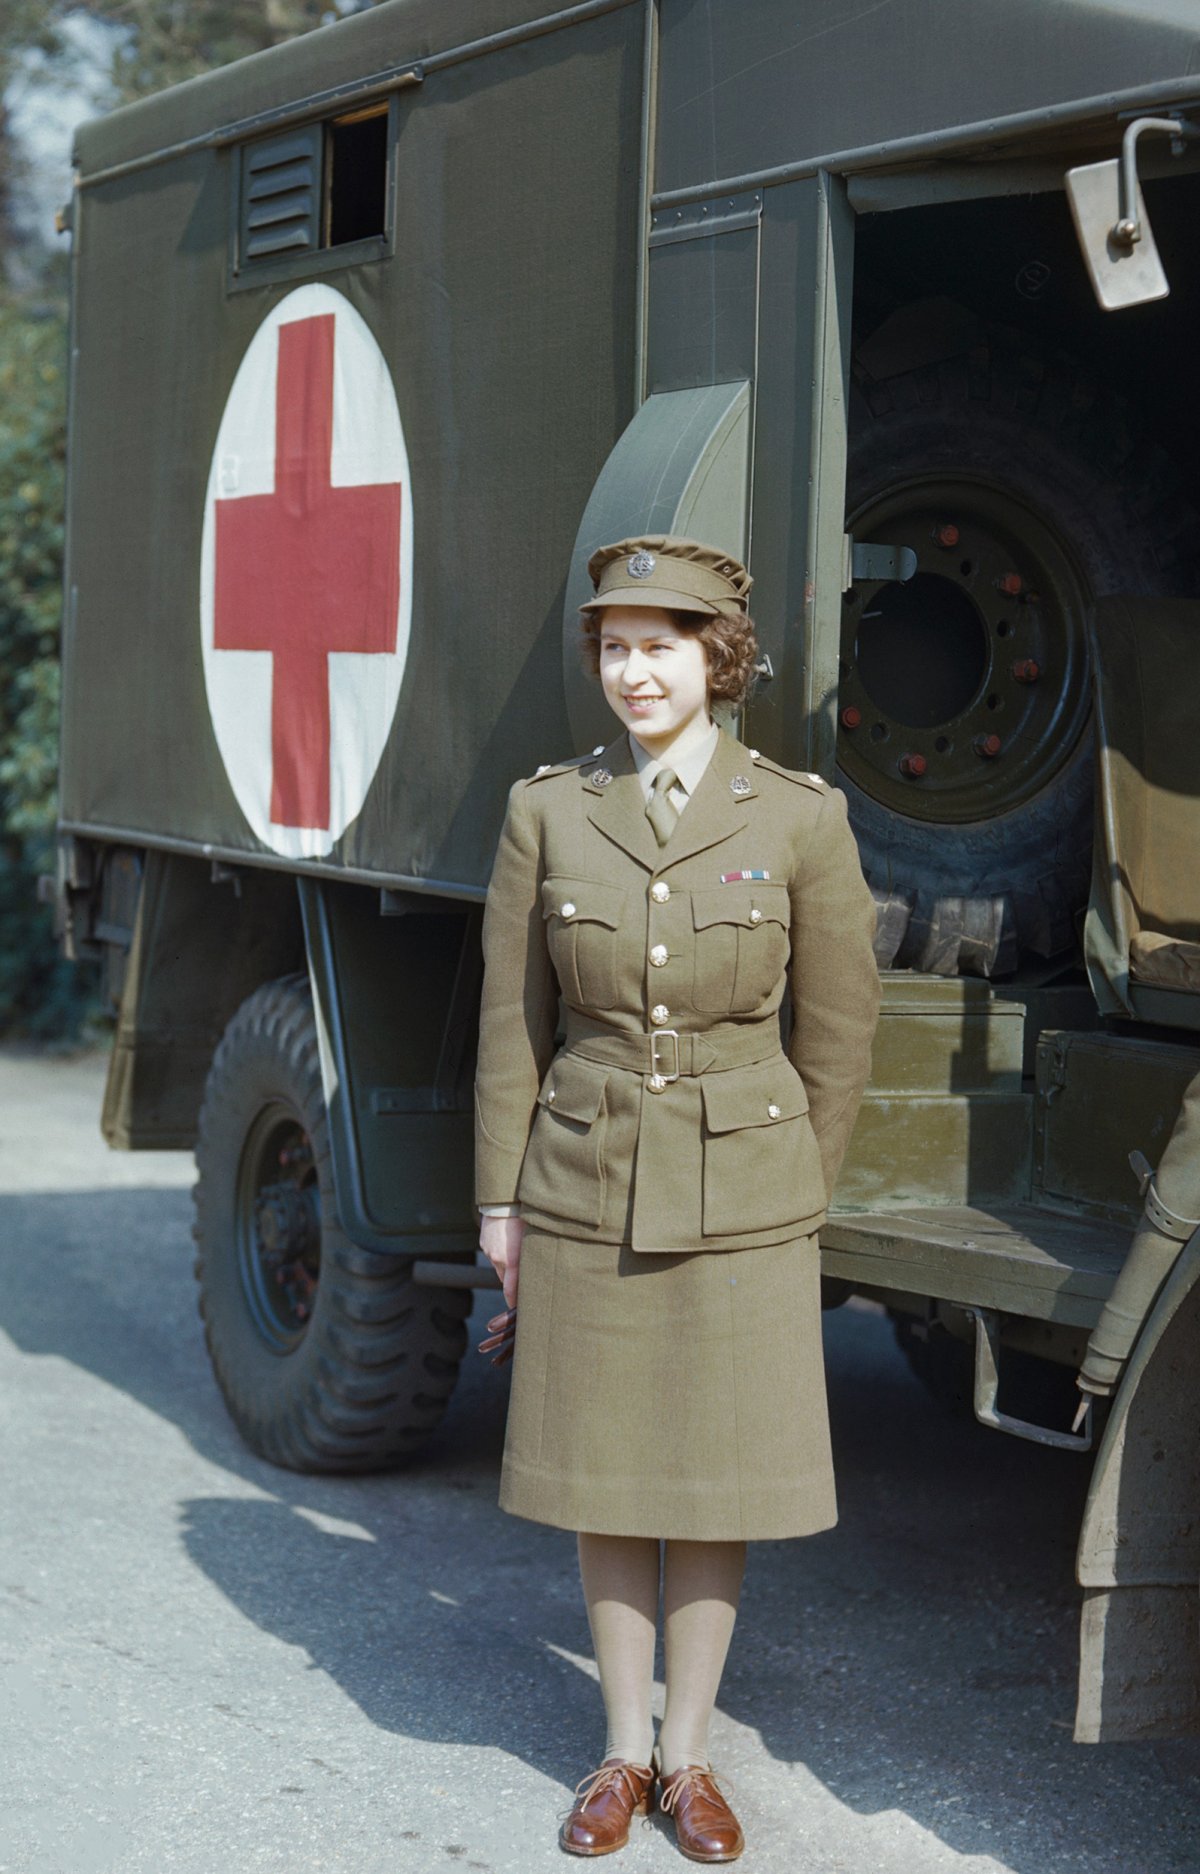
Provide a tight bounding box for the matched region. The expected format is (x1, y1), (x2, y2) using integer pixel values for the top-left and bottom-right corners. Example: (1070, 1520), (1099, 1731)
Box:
(325, 104), (389, 248)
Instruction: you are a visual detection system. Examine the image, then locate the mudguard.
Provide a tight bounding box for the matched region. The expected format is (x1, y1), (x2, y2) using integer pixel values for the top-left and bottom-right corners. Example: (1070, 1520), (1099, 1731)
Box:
(1075, 1230), (1200, 1740)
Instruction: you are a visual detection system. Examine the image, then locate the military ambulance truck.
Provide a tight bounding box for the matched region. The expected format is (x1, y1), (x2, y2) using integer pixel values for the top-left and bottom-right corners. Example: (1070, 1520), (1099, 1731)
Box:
(53, 0), (1200, 1740)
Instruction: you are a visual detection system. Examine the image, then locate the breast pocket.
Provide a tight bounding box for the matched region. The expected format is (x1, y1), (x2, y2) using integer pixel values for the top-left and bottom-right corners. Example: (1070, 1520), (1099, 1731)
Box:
(691, 884), (791, 1012)
(700, 1059), (825, 1237)
(542, 878), (627, 1011)
(518, 1054), (610, 1229)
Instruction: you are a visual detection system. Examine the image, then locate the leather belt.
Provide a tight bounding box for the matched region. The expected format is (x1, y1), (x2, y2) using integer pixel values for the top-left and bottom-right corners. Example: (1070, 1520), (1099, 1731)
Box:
(563, 1014), (782, 1082)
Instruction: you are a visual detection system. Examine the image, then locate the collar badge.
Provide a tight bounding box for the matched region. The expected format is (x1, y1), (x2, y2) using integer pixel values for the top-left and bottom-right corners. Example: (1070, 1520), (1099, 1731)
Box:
(591, 767), (613, 787)
(730, 775), (753, 797)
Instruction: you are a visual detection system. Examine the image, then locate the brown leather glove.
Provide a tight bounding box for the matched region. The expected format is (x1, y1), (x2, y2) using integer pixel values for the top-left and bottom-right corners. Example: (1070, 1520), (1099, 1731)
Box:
(477, 1307), (517, 1366)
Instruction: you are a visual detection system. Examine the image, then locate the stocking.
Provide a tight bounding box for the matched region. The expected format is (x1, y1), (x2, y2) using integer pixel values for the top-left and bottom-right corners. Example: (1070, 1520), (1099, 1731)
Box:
(576, 1531), (661, 1766)
(658, 1538), (746, 1775)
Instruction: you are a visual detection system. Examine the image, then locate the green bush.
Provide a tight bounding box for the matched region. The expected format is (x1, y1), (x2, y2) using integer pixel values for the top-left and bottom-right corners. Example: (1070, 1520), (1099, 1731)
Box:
(0, 297), (99, 1037)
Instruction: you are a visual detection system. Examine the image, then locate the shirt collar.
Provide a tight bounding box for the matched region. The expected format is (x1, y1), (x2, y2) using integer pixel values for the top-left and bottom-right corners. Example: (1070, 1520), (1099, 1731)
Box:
(628, 719), (721, 800)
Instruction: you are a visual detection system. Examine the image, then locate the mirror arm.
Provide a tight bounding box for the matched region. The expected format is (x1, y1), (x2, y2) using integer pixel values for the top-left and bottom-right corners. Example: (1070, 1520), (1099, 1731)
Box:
(1114, 115), (1200, 247)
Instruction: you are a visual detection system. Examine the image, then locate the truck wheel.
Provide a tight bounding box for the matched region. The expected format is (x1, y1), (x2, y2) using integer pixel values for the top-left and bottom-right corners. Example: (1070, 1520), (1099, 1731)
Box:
(840, 334), (1193, 976)
(192, 975), (469, 1472)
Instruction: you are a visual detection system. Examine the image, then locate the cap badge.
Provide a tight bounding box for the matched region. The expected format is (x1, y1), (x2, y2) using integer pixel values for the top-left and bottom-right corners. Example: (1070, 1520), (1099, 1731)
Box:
(627, 549), (656, 579)
(591, 767), (613, 787)
(731, 775), (753, 797)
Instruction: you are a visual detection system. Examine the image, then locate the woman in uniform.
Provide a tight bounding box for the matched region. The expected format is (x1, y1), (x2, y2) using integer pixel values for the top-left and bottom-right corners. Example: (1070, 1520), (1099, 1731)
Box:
(475, 536), (880, 1862)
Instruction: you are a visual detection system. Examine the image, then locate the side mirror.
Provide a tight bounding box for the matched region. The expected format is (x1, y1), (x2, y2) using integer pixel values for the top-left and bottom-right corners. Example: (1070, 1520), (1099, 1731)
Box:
(1066, 116), (1197, 312)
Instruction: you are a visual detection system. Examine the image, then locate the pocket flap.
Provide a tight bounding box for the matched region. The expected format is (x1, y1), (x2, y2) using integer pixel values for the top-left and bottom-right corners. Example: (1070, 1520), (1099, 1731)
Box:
(542, 878), (626, 929)
(701, 1059), (808, 1134)
(537, 1054), (609, 1125)
(691, 882), (790, 931)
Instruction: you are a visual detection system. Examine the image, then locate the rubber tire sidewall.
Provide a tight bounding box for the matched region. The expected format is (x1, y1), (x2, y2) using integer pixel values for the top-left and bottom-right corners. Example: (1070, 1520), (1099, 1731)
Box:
(193, 976), (469, 1473)
(843, 370), (1168, 972)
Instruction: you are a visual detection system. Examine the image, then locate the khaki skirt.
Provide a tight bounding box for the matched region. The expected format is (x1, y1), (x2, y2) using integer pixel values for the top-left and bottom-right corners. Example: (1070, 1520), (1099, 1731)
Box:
(499, 1229), (837, 1542)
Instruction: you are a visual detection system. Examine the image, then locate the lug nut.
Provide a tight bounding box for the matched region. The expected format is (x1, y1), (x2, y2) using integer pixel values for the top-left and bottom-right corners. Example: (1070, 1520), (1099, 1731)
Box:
(933, 523), (960, 548)
(841, 705), (862, 730)
(1012, 658), (1041, 684)
(899, 753), (927, 778)
(996, 571), (1023, 597)
(974, 733), (1002, 758)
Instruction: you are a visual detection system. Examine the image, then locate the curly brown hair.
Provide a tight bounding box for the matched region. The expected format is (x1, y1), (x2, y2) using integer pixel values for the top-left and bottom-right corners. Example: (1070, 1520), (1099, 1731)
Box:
(579, 607), (760, 708)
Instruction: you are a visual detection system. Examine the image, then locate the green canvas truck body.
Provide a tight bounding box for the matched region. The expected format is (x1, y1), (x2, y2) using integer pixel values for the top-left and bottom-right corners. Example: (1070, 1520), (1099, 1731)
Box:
(56, 0), (1200, 1742)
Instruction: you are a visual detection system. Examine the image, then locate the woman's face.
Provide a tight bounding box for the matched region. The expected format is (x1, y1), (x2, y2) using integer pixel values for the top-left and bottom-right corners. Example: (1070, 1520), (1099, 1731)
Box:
(596, 607), (710, 751)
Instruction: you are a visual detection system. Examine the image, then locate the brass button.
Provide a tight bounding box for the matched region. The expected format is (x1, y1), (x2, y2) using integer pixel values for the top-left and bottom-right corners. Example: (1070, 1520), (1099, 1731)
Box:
(767, 1102), (781, 1119)
(649, 944), (669, 967)
(561, 901), (576, 919)
(651, 881), (670, 903)
(547, 1089), (556, 1104)
(648, 1074), (667, 1093)
(749, 907), (763, 925)
(651, 1004), (670, 1026)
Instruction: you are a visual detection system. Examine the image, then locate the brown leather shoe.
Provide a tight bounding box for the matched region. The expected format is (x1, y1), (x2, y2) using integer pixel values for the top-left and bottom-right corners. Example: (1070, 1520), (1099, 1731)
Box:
(560, 1758), (656, 1856)
(658, 1764), (744, 1863)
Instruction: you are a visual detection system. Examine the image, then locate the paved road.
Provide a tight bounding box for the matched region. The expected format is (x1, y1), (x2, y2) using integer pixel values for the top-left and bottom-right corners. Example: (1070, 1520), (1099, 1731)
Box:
(1, 1046), (1198, 1874)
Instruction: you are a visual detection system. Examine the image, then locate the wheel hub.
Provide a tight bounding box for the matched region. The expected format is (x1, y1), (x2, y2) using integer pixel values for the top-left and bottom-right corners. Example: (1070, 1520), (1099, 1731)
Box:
(839, 476), (1092, 823)
(235, 1108), (319, 1352)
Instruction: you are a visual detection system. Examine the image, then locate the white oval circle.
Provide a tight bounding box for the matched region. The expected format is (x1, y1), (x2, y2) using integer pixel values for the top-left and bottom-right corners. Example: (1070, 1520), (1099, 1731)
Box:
(199, 283), (413, 859)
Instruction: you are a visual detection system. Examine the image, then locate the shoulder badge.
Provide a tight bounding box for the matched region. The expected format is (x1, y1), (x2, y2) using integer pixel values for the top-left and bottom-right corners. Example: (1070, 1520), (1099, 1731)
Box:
(750, 752), (826, 792)
(526, 751), (596, 783)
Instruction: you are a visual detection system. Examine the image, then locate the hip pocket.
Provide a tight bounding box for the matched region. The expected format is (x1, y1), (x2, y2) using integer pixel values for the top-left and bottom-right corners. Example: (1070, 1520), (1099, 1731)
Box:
(699, 1058), (825, 1236)
(517, 1054), (609, 1228)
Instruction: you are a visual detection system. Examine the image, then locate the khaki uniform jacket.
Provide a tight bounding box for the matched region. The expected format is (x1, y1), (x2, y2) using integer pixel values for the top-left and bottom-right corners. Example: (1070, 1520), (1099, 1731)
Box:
(474, 727), (880, 1252)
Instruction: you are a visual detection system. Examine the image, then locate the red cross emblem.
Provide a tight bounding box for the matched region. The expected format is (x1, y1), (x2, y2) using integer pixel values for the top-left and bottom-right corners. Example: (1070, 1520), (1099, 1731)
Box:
(212, 312), (403, 831)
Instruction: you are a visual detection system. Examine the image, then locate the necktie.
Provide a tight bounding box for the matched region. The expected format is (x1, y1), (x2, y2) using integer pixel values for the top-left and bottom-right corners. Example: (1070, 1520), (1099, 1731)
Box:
(646, 768), (681, 846)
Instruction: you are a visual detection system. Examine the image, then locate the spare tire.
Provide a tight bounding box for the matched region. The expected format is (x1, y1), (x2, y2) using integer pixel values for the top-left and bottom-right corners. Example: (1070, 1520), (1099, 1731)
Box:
(840, 327), (1194, 977)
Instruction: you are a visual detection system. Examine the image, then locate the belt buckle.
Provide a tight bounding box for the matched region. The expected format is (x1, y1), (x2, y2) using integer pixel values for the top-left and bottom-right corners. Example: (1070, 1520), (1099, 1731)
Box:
(648, 1029), (680, 1092)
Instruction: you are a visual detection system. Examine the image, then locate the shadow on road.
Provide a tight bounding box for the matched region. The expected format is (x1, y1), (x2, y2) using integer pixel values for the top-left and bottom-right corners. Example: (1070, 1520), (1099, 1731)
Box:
(3, 1183), (1199, 1871)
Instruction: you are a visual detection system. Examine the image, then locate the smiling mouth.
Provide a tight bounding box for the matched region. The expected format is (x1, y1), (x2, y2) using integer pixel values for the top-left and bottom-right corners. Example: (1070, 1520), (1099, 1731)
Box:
(623, 694), (664, 705)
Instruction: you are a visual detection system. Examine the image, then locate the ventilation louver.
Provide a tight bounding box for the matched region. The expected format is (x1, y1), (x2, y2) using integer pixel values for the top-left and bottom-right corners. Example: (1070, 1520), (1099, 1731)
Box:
(239, 126), (321, 263)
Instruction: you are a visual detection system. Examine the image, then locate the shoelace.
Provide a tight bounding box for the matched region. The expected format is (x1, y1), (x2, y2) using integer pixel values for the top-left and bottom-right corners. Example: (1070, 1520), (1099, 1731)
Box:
(658, 1764), (736, 1814)
(571, 1761), (653, 1812)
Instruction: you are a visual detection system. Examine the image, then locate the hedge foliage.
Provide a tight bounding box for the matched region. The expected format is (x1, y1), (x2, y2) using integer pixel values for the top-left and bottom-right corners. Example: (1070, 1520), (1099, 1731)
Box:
(0, 296), (97, 1035)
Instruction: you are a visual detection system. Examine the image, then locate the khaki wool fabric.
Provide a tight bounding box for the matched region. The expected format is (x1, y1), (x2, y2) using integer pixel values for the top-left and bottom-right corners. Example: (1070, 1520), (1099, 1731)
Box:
(474, 726), (881, 1250)
(500, 1229), (835, 1541)
(474, 724), (880, 1539)
(579, 535), (754, 618)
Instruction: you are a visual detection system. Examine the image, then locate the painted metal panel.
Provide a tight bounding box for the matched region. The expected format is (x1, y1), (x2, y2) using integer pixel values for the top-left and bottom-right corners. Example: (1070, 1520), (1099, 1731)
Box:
(647, 223), (759, 391)
(1075, 1233), (1200, 1739)
(743, 171), (853, 775)
(61, 6), (644, 890)
(655, 0), (1200, 198)
(74, 1), (639, 176)
(560, 380), (751, 750)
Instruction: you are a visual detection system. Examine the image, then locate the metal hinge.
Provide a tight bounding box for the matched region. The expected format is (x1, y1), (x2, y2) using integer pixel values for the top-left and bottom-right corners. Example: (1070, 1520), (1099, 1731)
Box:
(843, 534), (918, 590)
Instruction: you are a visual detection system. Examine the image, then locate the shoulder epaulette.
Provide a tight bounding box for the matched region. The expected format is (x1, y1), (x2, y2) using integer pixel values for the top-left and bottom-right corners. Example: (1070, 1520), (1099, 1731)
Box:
(748, 750), (827, 792)
(526, 748), (606, 783)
